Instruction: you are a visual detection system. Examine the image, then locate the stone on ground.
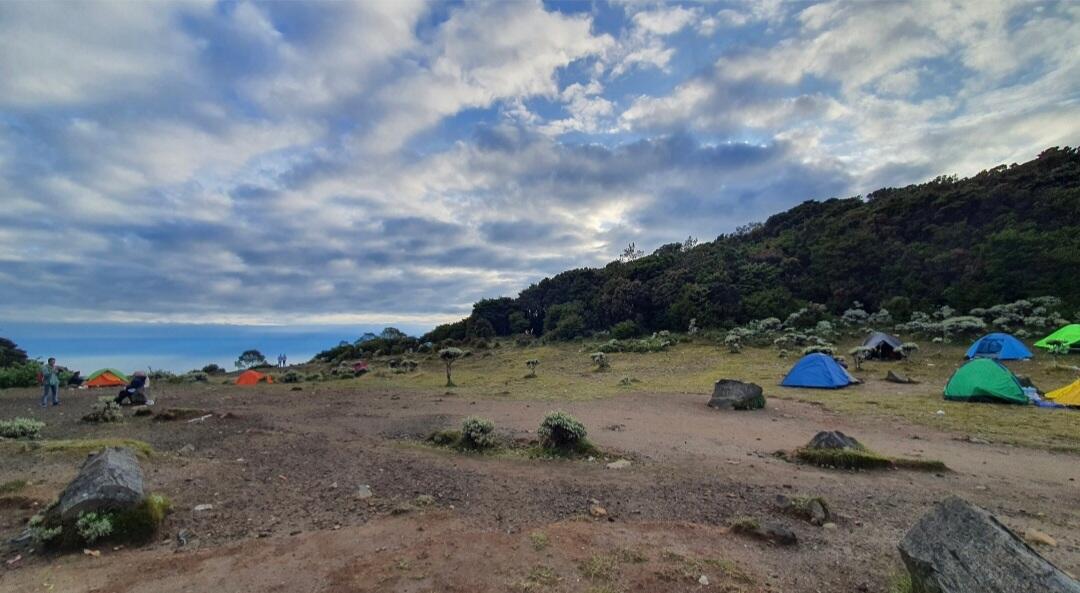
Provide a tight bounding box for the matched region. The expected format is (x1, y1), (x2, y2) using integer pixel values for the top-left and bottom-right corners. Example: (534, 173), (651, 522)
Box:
(708, 379), (766, 410)
(885, 370), (917, 384)
(1024, 528), (1058, 547)
(899, 496), (1080, 593)
(606, 459), (631, 469)
(47, 447), (144, 525)
(806, 431), (864, 450)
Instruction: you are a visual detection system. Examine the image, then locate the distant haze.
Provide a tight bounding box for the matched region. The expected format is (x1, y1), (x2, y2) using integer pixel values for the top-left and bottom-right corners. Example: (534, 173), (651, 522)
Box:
(3, 323), (430, 374)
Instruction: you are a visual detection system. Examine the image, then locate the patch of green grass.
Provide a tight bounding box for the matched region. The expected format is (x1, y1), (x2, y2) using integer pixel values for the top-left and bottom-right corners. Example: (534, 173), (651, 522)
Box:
(0, 479), (28, 494)
(514, 565), (559, 591)
(892, 458), (949, 472)
(794, 447), (947, 472)
(39, 438), (155, 457)
(656, 549), (753, 585)
(794, 447), (894, 470)
(528, 530), (549, 551)
(579, 554), (618, 581)
(728, 516), (761, 533)
(614, 547), (647, 564)
(887, 569), (913, 593)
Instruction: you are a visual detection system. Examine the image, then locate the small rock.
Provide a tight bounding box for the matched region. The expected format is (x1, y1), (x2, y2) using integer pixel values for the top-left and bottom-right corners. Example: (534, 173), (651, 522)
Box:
(823, 522), (838, 530)
(589, 504), (608, 518)
(83, 548), (100, 557)
(606, 459), (632, 469)
(179, 444), (196, 455)
(759, 522), (798, 546)
(193, 504), (214, 512)
(355, 485), (373, 499)
(935, 410), (945, 416)
(1024, 528), (1057, 547)
(698, 575), (709, 586)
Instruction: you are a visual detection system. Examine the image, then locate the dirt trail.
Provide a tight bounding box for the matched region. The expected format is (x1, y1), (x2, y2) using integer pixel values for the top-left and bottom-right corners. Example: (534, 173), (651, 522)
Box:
(2, 384), (1079, 592)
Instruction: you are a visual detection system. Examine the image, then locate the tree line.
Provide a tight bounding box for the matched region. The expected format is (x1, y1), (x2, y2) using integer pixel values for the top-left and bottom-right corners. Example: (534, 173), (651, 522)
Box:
(423, 147), (1080, 343)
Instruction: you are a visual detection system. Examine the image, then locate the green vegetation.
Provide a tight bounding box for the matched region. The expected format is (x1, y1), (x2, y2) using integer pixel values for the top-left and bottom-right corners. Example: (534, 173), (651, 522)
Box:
(887, 569), (914, 593)
(528, 530), (549, 551)
(537, 411), (592, 455)
(0, 360), (41, 389)
(439, 348), (465, 387)
(728, 516), (761, 533)
(514, 565), (559, 592)
(656, 550), (753, 585)
(39, 438), (155, 457)
(579, 554), (618, 581)
(0, 417), (45, 439)
(235, 349), (267, 369)
(75, 512), (114, 544)
(0, 479), (28, 494)
(460, 416), (497, 450)
(793, 444), (946, 471)
(35, 493), (171, 550)
(82, 398), (123, 424)
(427, 429), (461, 447)
(426, 147), (1080, 342)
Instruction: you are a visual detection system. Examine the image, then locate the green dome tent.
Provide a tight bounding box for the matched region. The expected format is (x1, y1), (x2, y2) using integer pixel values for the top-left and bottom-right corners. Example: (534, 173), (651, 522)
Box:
(943, 359), (1027, 405)
(1034, 324), (1080, 352)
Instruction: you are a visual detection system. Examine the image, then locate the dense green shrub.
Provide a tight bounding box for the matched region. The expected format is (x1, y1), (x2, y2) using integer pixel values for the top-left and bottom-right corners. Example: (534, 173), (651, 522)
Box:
(610, 320), (641, 339)
(75, 512), (114, 544)
(0, 361), (40, 389)
(538, 411), (587, 450)
(281, 370), (302, 383)
(0, 417), (45, 439)
(201, 363), (224, 374)
(460, 416), (497, 450)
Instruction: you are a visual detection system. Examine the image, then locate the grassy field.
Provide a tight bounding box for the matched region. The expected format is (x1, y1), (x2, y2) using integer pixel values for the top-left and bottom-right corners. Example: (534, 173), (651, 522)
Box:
(301, 338), (1080, 453)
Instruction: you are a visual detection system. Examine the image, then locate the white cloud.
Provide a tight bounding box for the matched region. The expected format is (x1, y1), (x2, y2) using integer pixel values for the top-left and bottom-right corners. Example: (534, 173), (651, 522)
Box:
(0, 1), (209, 107)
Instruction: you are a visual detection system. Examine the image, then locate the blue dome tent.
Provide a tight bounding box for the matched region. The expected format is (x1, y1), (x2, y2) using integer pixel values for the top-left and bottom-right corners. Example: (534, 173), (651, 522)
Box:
(781, 353), (858, 389)
(964, 333), (1032, 360)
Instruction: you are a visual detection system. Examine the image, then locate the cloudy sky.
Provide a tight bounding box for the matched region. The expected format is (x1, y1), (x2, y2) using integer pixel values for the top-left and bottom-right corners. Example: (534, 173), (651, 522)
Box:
(2, 0), (1078, 327)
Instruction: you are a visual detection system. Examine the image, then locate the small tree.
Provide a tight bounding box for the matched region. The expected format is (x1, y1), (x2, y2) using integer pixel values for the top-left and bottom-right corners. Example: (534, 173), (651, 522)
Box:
(590, 352), (610, 372)
(1046, 339), (1068, 367)
(619, 242), (644, 262)
(848, 346), (872, 371)
(0, 337), (29, 368)
(538, 411), (587, 450)
(438, 348), (465, 387)
(525, 359), (539, 378)
(235, 350), (267, 369)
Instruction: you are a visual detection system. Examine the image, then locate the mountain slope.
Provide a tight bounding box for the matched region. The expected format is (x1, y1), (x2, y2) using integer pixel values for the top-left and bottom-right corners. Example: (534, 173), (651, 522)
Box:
(426, 146), (1080, 341)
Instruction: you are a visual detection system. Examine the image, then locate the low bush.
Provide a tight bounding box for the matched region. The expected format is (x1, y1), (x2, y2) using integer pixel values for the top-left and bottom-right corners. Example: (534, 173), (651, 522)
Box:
(0, 361), (39, 389)
(460, 416), (497, 450)
(427, 429), (461, 447)
(590, 352), (610, 371)
(75, 512), (114, 544)
(610, 320), (641, 340)
(281, 370), (302, 383)
(0, 417), (45, 439)
(538, 411), (588, 451)
(82, 398), (123, 424)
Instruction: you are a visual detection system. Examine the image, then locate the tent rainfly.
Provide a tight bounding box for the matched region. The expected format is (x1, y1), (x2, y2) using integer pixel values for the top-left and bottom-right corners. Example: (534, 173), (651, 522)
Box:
(781, 353), (858, 389)
(861, 331), (904, 360)
(1034, 324), (1080, 352)
(85, 368), (129, 388)
(944, 359), (1027, 405)
(965, 333), (1032, 361)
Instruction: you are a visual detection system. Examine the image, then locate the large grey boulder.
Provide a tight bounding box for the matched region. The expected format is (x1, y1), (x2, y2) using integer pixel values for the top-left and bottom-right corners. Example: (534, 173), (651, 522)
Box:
(47, 447), (145, 524)
(708, 379), (765, 410)
(806, 430), (863, 450)
(899, 496), (1080, 593)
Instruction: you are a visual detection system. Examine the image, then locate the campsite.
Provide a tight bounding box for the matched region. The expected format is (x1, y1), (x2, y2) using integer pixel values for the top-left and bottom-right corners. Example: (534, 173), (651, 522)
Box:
(2, 335), (1079, 593)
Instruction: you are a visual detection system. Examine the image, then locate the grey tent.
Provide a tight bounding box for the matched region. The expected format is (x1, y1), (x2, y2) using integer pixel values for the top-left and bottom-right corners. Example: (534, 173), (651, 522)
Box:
(862, 331), (903, 360)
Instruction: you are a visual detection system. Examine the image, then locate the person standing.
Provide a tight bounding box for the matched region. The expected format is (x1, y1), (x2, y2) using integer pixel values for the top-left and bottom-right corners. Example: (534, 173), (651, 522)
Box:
(40, 357), (61, 407)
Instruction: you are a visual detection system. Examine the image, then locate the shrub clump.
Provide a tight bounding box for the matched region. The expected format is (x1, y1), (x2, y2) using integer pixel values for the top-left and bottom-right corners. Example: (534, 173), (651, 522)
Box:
(538, 411), (591, 453)
(460, 416), (497, 450)
(0, 417), (45, 440)
(281, 370), (302, 383)
(75, 512), (114, 544)
(82, 398), (123, 424)
(427, 429), (461, 447)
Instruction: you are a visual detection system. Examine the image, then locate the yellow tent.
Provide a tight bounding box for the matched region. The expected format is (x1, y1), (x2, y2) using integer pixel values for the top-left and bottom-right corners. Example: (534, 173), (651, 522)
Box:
(1046, 379), (1080, 406)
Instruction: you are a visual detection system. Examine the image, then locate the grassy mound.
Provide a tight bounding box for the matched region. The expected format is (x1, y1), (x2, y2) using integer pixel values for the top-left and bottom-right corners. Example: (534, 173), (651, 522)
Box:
(792, 447), (946, 471)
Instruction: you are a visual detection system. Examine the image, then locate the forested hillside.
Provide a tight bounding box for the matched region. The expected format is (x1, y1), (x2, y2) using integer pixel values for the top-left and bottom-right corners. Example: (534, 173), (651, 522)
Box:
(425, 147), (1080, 342)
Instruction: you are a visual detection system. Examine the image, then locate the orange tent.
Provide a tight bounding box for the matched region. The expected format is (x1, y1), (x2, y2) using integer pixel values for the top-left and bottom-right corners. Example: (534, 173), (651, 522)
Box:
(235, 370), (273, 386)
(85, 368), (129, 388)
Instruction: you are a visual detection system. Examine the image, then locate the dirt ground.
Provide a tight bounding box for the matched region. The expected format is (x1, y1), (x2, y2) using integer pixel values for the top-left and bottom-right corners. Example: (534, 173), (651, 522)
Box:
(2, 357), (1079, 593)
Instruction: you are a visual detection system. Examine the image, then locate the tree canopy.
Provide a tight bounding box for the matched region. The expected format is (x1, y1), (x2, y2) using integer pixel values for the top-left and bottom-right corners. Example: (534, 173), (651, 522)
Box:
(424, 147), (1080, 342)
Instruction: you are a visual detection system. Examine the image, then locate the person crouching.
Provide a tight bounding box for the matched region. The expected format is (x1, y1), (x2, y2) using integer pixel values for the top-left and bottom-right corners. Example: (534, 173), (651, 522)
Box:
(115, 371), (152, 406)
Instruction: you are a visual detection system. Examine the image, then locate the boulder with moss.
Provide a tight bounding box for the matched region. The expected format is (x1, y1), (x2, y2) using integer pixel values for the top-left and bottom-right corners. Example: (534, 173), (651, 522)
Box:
(708, 379), (765, 410)
(34, 447), (170, 549)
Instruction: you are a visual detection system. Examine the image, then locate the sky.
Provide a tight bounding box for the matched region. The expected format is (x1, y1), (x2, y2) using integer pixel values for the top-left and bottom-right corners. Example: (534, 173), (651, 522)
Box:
(1, 0), (1078, 328)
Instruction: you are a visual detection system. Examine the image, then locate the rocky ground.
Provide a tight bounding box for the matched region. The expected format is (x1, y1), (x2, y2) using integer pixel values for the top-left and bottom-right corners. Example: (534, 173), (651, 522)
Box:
(1, 362), (1079, 592)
